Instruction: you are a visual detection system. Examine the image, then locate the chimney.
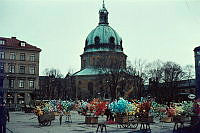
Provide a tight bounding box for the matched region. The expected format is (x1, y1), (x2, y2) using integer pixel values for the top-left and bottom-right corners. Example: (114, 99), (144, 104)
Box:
(11, 37), (16, 39)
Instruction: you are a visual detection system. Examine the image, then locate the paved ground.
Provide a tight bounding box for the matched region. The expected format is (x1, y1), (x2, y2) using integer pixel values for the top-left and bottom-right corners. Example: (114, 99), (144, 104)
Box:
(7, 111), (175, 133)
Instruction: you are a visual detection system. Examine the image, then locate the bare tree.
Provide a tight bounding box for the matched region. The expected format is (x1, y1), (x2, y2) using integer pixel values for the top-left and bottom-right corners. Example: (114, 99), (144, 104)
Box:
(144, 60), (164, 100)
(145, 60), (163, 82)
(123, 59), (147, 99)
(161, 61), (184, 82)
(40, 68), (63, 100)
(145, 60), (187, 103)
(43, 68), (63, 78)
(95, 55), (126, 100)
(182, 64), (195, 80)
(160, 61), (185, 102)
(132, 58), (147, 82)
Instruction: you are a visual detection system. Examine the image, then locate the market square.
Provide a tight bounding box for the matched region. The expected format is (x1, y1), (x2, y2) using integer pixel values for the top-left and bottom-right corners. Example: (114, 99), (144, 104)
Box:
(7, 111), (175, 133)
(1, 0), (200, 133)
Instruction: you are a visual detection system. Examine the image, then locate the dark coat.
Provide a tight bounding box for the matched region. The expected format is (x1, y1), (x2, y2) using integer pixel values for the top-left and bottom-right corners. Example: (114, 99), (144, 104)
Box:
(0, 106), (9, 125)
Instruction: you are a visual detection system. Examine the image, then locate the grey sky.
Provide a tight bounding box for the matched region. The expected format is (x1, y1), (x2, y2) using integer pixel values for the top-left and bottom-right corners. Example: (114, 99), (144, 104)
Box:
(0, 0), (200, 76)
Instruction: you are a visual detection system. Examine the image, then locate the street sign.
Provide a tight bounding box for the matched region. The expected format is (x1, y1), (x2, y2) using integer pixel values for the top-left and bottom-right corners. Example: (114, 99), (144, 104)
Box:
(188, 94), (196, 99)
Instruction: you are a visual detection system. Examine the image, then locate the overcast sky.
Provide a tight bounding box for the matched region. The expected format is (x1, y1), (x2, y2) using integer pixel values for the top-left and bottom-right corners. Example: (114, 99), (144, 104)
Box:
(0, 0), (200, 76)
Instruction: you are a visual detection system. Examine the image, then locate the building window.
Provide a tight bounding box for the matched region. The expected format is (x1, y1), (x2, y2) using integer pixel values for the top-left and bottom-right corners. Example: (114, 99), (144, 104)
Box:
(85, 39), (88, 46)
(9, 52), (15, 60)
(19, 66), (25, 74)
(82, 60), (86, 68)
(0, 63), (4, 73)
(0, 79), (3, 88)
(109, 36), (115, 44)
(19, 80), (24, 88)
(93, 58), (96, 65)
(20, 42), (26, 47)
(29, 80), (34, 88)
(9, 79), (14, 88)
(30, 54), (35, 61)
(0, 40), (5, 45)
(20, 53), (25, 61)
(29, 66), (35, 74)
(94, 36), (100, 45)
(0, 51), (5, 59)
(9, 65), (15, 73)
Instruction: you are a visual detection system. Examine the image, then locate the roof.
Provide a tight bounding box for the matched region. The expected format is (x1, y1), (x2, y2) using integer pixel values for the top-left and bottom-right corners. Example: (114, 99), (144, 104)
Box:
(194, 46), (200, 51)
(74, 68), (103, 76)
(0, 37), (41, 52)
(86, 25), (122, 46)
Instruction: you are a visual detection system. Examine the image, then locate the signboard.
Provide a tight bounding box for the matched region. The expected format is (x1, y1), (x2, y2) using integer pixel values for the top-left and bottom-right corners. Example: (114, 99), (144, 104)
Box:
(188, 94), (196, 99)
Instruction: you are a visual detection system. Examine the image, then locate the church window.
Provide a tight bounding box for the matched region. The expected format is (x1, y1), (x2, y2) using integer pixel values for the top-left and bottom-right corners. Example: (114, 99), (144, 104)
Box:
(120, 40), (122, 46)
(94, 36), (100, 45)
(93, 58), (96, 65)
(82, 59), (86, 68)
(88, 82), (94, 97)
(85, 39), (88, 46)
(109, 36), (115, 44)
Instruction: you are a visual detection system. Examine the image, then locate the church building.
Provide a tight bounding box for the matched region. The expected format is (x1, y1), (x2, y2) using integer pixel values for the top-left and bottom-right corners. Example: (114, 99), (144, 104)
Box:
(74, 2), (127, 100)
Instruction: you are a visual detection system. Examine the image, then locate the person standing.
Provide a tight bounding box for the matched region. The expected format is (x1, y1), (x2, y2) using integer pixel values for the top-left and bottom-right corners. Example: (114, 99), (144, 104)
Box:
(0, 101), (10, 133)
(59, 111), (63, 125)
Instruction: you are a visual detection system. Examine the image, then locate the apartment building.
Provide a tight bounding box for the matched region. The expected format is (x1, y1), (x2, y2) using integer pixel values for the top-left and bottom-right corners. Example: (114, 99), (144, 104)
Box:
(0, 37), (41, 106)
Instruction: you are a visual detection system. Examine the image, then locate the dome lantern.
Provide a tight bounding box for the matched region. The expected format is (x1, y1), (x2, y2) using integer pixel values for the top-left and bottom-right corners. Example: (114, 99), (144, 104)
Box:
(99, 0), (109, 25)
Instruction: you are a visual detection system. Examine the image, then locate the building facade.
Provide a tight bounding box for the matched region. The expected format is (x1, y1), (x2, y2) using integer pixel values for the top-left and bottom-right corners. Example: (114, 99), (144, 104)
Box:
(194, 46), (200, 98)
(0, 37), (41, 107)
(74, 3), (127, 100)
(148, 78), (196, 102)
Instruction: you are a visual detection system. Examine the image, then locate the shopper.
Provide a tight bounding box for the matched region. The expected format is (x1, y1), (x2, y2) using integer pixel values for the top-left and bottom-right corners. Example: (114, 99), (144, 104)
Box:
(0, 101), (9, 133)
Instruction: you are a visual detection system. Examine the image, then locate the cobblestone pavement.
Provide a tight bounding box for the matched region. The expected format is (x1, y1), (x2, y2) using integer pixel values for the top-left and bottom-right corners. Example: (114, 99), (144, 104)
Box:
(7, 111), (175, 133)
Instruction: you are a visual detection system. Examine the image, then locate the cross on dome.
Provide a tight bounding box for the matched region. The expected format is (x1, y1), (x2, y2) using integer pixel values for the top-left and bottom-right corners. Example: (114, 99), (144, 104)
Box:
(103, 0), (105, 8)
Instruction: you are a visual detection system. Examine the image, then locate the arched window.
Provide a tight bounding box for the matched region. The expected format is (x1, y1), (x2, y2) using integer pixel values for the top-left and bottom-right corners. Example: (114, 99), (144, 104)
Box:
(88, 82), (94, 98)
(94, 36), (100, 45)
(93, 58), (96, 66)
(85, 39), (88, 46)
(109, 36), (115, 44)
(120, 40), (122, 46)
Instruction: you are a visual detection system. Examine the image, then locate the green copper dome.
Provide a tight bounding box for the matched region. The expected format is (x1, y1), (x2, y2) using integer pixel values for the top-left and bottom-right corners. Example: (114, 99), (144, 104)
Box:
(86, 25), (122, 46)
(84, 2), (123, 53)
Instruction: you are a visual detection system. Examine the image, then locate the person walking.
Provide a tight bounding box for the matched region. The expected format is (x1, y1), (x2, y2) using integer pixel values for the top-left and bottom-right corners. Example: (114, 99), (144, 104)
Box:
(0, 101), (10, 133)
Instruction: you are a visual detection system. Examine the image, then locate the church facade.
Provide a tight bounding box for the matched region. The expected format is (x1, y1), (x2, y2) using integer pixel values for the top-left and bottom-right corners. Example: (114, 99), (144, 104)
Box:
(74, 3), (127, 100)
